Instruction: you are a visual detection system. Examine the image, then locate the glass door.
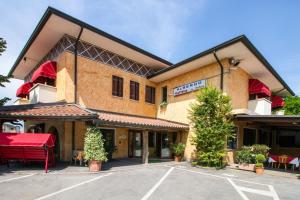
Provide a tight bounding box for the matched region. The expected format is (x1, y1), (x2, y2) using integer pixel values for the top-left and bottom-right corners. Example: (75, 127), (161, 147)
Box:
(161, 132), (171, 158)
(134, 132), (142, 157)
(129, 131), (143, 157)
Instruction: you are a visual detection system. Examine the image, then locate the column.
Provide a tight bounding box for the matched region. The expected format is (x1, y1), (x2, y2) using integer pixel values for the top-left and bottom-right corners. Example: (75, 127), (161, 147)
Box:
(142, 130), (149, 164)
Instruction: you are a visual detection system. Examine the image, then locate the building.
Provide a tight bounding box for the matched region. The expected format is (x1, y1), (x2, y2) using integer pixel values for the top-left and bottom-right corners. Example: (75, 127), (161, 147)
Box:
(0, 7), (298, 163)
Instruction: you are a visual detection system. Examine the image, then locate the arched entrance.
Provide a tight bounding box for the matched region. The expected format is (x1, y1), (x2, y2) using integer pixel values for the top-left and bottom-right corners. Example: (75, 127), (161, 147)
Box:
(48, 126), (60, 161)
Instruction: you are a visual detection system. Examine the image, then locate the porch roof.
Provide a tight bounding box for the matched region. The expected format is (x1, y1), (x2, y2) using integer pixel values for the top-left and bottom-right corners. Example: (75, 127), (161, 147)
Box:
(93, 110), (189, 130)
(0, 102), (97, 120)
(0, 103), (189, 130)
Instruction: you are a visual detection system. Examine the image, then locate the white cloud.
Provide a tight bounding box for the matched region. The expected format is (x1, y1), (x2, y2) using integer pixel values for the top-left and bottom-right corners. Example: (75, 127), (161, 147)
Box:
(0, 0), (206, 104)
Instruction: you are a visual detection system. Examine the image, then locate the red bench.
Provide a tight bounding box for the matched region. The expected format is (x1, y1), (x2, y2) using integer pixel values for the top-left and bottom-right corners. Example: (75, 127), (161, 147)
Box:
(0, 133), (55, 173)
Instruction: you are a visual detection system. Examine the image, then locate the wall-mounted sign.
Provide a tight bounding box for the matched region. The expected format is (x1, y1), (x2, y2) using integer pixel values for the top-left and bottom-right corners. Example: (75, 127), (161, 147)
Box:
(173, 79), (206, 96)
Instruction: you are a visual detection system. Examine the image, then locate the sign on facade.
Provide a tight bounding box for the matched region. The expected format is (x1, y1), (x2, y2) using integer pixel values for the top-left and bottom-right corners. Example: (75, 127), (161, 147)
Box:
(173, 79), (206, 96)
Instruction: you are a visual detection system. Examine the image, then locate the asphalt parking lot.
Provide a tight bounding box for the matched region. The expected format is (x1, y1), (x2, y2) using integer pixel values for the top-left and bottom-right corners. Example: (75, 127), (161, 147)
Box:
(0, 162), (299, 200)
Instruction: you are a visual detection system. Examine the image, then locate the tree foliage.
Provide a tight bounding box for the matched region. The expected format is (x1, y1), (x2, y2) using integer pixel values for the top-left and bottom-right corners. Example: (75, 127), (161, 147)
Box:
(189, 86), (234, 167)
(0, 38), (11, 106)
(84, 127), (108, 162)
(284, 96), (300, 115)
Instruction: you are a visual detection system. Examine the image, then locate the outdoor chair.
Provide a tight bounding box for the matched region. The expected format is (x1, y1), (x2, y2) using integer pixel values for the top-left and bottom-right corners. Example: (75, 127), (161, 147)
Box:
(277, 155), (288, 170)
(72, 150), (85, 166)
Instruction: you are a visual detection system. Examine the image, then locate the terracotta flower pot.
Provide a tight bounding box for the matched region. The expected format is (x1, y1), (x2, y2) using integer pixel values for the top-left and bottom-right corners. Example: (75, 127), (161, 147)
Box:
(175, 156), (181, 162)
(89, 160), (102, 172)
(255, 167), (264, 175)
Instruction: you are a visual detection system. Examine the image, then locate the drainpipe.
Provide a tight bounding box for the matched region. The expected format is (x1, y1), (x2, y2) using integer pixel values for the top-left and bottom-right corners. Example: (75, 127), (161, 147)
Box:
(213, 51), (224, 91)
(72, 27), (83, 155)
(74, 27), (83, 104)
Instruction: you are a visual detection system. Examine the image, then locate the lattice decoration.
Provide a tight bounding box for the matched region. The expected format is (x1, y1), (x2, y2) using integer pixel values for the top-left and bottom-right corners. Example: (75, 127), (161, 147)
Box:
(25, 35), (161, 81)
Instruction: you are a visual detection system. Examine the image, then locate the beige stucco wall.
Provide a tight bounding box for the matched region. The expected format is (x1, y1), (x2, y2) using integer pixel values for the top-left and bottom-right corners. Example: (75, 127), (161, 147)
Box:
(155, 60), (251, 160)
(56, 51), (157, 117)
(113, 128), (129, 158)
(54, 51), (253, 161)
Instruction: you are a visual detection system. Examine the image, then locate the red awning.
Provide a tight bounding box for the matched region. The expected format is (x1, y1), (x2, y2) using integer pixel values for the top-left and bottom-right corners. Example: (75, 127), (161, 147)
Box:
(249, 79), (271, 97)
(31, 61), (57, 83)
(16, 82), (33, 98)
(271, 95), (285, 108)
(0, 133), (55, 147)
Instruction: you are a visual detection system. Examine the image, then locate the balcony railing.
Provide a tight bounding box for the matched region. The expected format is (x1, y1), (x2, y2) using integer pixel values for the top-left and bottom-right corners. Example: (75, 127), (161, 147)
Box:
(29, 83), (57, 104)
(248, 98), (271, 115)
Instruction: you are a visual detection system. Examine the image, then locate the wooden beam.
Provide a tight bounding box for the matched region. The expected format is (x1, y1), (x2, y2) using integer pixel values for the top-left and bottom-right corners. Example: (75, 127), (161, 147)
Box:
(142, 130), (149, 164)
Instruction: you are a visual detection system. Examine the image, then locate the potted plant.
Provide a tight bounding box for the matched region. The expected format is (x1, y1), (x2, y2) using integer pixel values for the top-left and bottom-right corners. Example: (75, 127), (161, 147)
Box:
(236, 146), (256, 171)
(159, 101), (168, 108)
(84, 127), (108, 172)
(255, 154), (266, 175)
(172, 143), (186, 162)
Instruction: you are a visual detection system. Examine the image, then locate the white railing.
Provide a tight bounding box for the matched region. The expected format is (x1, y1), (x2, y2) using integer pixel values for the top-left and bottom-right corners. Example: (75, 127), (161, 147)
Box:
(248, 98), (271, 115)
(29, 83), (57, 104)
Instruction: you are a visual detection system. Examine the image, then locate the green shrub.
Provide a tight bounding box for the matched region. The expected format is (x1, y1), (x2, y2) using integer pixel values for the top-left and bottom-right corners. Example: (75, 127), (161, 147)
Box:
(84, 127), (108, 162)
(236, 146), (255, 164)
(251, 144), (270, 158)
(236, 145), (270, 164)
(255, 163), (264, 168)
(172, 143), (186, 157)
(255, 154), (266, 163)
(189, 86), (234, 168)
(191, 161), (198, 167)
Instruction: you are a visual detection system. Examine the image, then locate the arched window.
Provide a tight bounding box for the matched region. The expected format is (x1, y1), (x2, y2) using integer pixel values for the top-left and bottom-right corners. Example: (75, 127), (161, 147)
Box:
(48, 126), (60, 160)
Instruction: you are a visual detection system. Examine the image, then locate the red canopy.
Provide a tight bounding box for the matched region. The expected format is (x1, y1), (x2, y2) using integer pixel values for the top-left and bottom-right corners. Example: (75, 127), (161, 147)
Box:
(249, 79), (271, 97)
(16, 82), (33, 98)
(0, 133), (55, 147)
(271, 95), (285, 108)
(31, 61), (57, 83)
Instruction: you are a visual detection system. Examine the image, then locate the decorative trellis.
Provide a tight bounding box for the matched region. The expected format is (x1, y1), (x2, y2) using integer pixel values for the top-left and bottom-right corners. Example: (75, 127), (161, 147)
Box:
(25, 35), (162, 81)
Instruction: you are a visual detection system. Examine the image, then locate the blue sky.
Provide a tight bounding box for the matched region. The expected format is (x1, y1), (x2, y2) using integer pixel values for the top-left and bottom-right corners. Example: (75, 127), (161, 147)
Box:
(0, 0), (299, 104)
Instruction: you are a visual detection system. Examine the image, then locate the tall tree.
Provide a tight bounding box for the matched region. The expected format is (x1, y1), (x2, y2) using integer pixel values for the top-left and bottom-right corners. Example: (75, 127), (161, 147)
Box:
(0, 38), (11, 106)
(189, 86), (234, 167)
(284, 96), (300, 115)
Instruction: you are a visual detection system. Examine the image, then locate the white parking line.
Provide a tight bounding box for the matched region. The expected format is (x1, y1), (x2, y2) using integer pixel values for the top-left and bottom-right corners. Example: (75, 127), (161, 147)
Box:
(0, 173), (36, 184)
(141, 167), (174, 200)
(269, 185), (280, 200)
(176, 167), (280, 200)
(227, 178), (249, 200)
(33, 173), (112, 200)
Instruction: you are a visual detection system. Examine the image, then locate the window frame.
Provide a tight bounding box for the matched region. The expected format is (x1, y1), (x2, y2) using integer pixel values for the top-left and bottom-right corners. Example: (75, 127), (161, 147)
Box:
(130, 80), (139, 101)
(145, 85), (156, 104)
(162, 86), (168, 102)
(112, 75), (123, 97)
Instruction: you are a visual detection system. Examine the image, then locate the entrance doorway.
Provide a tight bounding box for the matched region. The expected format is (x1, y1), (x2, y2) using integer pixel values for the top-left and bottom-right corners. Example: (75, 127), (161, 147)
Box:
(128, 131), (143, 157)
(129, 131), (177, 159)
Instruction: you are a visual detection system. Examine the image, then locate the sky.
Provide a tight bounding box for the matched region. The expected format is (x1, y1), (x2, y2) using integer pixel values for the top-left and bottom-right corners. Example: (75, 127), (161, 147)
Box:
(0, 0), (299, 104)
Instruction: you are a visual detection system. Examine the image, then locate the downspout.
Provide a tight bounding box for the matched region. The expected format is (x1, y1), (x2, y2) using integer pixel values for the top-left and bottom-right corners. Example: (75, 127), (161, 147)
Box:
(72, 27), (83, 155)
(74, 27), (83, 104)
(213, 51), (224, 91)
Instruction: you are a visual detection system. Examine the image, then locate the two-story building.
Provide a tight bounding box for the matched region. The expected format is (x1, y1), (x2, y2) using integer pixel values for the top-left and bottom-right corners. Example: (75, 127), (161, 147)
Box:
(0, 7), (298, 164)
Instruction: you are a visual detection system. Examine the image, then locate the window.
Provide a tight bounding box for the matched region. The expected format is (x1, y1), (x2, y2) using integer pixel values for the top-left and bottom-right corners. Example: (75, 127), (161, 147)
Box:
(227, 127), (238, 149)
(162, 86), (167, 102)
(130, 81), (139, 100)
(258, 129), (269, 145)
(276, 129), (300, 148)
(243, 128), (256, 146)
(145, 86), (155, 104)
(112, 76), (123, 97)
